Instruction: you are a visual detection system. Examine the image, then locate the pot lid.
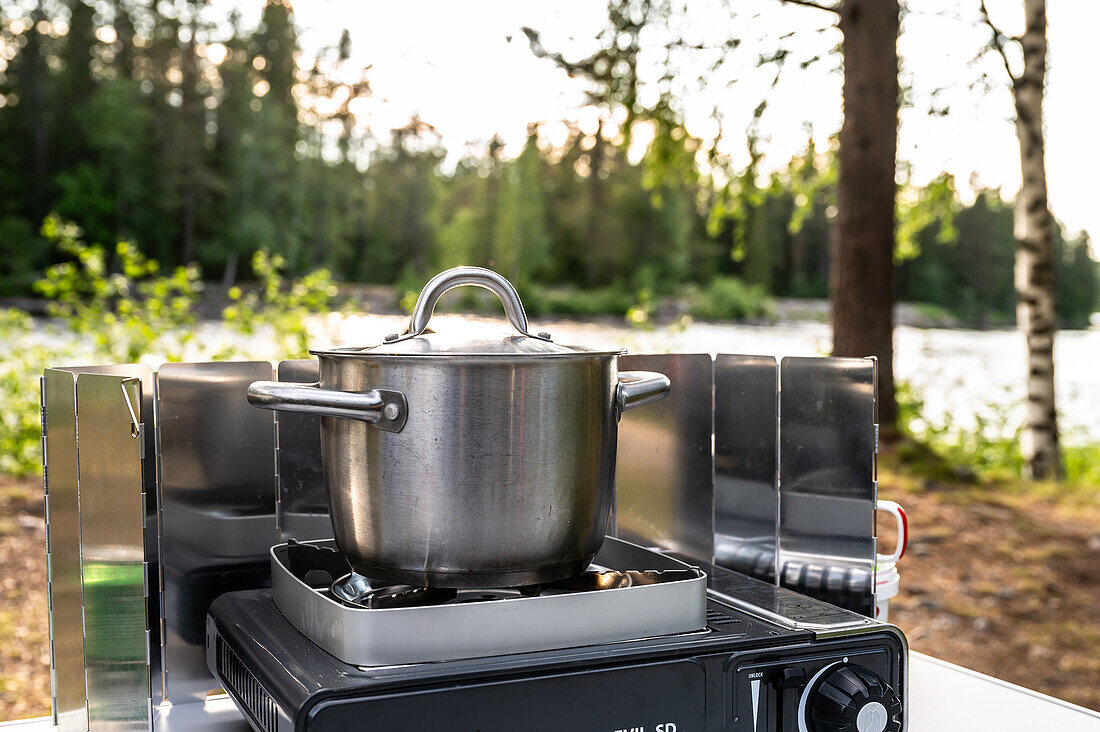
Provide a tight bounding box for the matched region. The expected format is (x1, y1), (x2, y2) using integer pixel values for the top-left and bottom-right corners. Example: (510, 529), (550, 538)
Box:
(313, 267), (622, 358)
(355, 328), (587, 356)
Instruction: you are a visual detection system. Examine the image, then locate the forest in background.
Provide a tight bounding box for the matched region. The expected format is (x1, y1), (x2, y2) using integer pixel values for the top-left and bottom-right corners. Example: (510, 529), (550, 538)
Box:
(0, 0), (1096, 326)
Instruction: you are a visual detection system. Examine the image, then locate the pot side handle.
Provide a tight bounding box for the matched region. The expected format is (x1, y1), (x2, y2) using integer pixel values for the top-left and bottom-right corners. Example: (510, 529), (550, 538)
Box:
(616, 371), (671, 414)
(247, 381), (408, 433)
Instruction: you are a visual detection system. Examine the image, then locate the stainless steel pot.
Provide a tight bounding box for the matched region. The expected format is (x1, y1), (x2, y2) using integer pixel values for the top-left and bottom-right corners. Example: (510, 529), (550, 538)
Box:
(247, 267), (670, 588)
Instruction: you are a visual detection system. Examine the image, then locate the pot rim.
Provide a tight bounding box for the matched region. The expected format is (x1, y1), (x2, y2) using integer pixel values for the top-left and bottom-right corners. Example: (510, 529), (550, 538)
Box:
(309, 347), (628, 360)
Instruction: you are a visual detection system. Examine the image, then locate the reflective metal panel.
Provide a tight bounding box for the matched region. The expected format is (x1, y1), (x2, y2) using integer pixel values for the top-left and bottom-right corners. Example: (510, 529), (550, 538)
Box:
(694, 555), (873, 633)
(77, 373), (150, 731)
(778, 357), (877, 615)
(43, 369), (86, 732)
(62, 364), (160, 705)
(713, 355), (778, 582)
(275, 360), (330, 541)
(615, 354), (714, 562)
(156, 362), (276, 703)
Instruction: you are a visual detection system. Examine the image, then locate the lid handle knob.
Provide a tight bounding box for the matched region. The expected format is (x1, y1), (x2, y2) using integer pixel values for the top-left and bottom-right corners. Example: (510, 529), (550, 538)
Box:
(407, 267), (547, 340)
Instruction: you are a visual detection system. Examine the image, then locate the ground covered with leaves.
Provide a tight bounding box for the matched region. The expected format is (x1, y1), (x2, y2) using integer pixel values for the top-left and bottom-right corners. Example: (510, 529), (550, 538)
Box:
(881, 440), (1100, 711)
(0, 477), (50, 721)
(1, 445), (1099, 720)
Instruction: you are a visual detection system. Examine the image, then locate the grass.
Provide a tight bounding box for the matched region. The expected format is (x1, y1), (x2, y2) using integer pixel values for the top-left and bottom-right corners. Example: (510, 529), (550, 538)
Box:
(888, 431), (1100, 508)
(896, 378), (1100, 489)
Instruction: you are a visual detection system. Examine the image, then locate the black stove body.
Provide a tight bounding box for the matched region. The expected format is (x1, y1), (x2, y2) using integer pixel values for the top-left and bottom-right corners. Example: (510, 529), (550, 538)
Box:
(207, 557), (906, 732)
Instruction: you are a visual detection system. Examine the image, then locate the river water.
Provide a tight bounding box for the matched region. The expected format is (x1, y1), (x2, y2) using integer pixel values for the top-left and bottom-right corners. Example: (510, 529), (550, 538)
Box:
(325, 313), (1100, 443)
(23, 311), (1098, 443)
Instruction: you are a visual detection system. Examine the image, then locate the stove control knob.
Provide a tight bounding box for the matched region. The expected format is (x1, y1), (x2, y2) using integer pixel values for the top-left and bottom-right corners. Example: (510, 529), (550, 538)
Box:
(805, 664), (902, 732)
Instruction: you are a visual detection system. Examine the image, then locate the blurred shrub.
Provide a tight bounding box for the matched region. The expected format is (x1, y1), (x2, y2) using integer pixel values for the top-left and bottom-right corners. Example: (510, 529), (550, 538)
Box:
(0, 310), (53, 475)
(687, 277), (774, 321)
(395, 267), (427, 315)
(223, 249), (340, 359)
(522, 285), (636, 318)
(625, 289), (656, 330)
(1064, 443), (1100, 486)
(0, 217), (340, 477)
(33, 215), (202, 363)
(896, 380), (1023, 478)
(897, 380), (1097, 485)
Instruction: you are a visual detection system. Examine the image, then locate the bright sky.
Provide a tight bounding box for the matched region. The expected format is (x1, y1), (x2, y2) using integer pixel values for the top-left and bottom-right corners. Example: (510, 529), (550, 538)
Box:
(245, 0), (1098, 252)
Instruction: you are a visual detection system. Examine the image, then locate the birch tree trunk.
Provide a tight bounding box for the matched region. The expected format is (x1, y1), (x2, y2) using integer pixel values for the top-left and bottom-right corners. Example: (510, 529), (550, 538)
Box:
(1012, 0), (1060, 479)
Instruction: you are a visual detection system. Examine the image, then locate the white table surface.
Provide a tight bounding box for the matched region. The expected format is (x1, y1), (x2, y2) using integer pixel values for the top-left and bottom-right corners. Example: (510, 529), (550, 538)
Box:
(4, 652), (1099, 730)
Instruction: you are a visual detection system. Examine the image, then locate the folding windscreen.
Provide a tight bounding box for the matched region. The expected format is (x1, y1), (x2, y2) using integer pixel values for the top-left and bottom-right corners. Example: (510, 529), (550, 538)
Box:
(274, 359), (329, 541)
(77, 373), (150, 730)
(616, 353), (878, 616)
(44, 361), (279, 729)
(615, 353), (715, 562)
(43, 369), (86, 732)
(778, 356), (877, 616)
(42, 352), (879, 730)
(44, 365), (156, 732)
(713, 354), (779, 581)
(155, 362), (276, 703)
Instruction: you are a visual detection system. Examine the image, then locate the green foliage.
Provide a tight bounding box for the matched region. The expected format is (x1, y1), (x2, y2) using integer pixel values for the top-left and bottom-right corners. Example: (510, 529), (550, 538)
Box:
(0, 217), (44, 295)
(0, 310), (52, 476)
(33, 215), (202, 363)
(625, 289), (656, 330)
(222, 249), (340, 359)
(895, 172), (959, 262)
(0, 0), (1095, 345)
(786, 141), (837, 237)
(897, 192), (1097, 327)
(0, 218), (340, 478)
(897, 380), (1099, 485)
(1063, 443), (1100, 486)
(0, 0), (1096, 331)
(394, 267), (430, 315)
(357, 119), (445, 283)
(896, 380), (1022, 477)
(1058, 234), (1098, 328)
(518, 284), (636, 318)
(687, 277), (774, 321)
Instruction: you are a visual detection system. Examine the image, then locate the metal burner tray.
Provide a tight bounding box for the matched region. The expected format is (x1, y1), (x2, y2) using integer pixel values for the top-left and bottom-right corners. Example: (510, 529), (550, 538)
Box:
(270, 537), (707, 666)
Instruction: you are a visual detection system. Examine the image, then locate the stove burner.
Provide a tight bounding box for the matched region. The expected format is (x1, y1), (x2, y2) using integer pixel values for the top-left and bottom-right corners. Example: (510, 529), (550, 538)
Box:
(271, 538), (710, 666)
(329, 572), (372, 604)
(330, 575), (459, 609)
(329, 568), (701, 609)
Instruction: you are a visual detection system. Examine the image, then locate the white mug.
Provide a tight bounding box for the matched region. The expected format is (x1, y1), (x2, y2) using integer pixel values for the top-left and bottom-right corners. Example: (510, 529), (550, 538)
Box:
(876, 500), (908, 565)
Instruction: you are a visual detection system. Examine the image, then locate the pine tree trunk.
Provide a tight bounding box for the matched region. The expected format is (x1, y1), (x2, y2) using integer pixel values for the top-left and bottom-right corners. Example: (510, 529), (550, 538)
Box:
(178, 22), (201, 265)
(26, 7), (50, 223)
(222, 253), (239, 289)
(1013, 0), (1060, 479)
(181, 187), (195, 265)
(585, 122), (606, 287)
(832, 0), (900, 428)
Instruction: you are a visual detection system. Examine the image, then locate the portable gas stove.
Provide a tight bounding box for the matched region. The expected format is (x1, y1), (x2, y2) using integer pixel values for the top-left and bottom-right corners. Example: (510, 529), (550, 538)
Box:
(206, 537), (906, 732)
